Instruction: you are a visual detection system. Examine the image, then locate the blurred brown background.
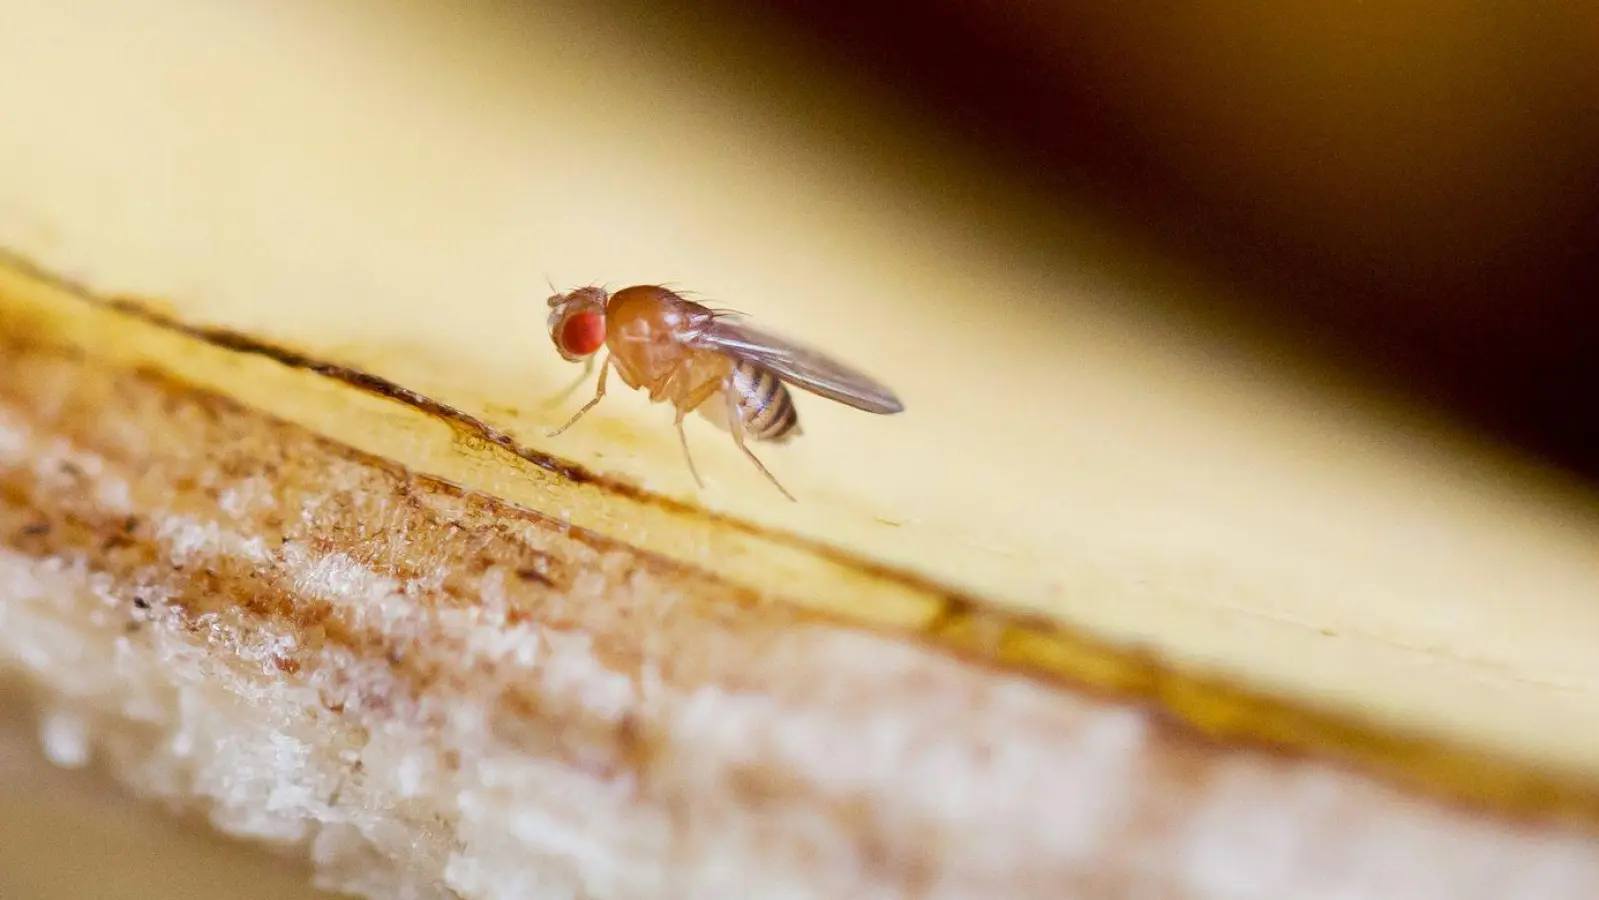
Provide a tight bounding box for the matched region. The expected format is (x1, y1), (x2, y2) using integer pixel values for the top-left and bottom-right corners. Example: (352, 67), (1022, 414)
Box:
(696, 0), (1599, 479)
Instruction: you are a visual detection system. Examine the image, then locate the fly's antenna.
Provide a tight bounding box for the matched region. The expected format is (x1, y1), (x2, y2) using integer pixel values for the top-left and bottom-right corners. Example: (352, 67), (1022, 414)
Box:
(543, 273), (566, 307)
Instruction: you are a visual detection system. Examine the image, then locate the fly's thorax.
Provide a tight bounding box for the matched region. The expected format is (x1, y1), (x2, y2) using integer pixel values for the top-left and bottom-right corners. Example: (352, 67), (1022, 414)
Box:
(605, 286), (714, 386)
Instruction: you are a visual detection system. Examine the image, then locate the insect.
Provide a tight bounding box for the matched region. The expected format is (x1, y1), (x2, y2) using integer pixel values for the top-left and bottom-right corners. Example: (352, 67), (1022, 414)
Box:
(544, 284), (904, 501)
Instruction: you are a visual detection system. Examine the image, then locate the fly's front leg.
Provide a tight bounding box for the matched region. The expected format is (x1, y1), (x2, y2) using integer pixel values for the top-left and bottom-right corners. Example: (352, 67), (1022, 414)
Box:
(542, 354), (596, 408)
(724, 381), (796, 502)
(548, 353), (610, 437)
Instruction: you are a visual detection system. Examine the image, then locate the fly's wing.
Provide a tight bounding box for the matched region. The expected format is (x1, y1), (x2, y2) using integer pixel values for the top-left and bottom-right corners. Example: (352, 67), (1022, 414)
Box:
(691, 316), (905, 414)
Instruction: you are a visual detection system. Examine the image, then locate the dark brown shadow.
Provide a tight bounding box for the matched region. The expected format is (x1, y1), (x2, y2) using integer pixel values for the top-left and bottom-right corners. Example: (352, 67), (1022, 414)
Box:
(684, 0), (1599, 481)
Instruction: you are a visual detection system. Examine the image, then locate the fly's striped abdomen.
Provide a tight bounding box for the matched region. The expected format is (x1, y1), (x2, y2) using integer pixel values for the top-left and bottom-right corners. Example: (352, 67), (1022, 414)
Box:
(729, 359), (800, 443)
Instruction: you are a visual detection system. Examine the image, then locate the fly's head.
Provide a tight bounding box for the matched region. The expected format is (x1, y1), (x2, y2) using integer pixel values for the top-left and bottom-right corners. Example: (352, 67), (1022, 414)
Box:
(546, 286), (609, 362)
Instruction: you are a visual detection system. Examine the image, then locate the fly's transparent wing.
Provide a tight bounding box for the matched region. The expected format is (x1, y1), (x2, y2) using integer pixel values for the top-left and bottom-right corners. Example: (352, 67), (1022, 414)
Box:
(691, 316), (905, 414)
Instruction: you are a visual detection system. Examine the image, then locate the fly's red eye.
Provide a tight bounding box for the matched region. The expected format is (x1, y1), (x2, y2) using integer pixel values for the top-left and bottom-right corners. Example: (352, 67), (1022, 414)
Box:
(558, 311), (606, 357)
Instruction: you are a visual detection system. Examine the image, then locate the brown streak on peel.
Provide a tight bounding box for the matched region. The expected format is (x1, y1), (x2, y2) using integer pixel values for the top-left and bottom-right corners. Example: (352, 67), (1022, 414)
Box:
(90, 293), (963, 599)
(0, 251), (1013, 614)
(2, 250), (1599, 834)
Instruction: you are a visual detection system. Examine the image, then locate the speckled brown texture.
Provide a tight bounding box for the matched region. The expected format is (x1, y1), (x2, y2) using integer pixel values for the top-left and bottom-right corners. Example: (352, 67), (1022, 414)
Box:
(5, 338), (1599, 899)
(6, 255), (1599, 832)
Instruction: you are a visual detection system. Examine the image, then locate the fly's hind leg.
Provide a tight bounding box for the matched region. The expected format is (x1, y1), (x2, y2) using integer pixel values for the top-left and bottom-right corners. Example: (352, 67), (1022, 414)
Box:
(548, 353), (610, 437)
(725, 386), (797, 502)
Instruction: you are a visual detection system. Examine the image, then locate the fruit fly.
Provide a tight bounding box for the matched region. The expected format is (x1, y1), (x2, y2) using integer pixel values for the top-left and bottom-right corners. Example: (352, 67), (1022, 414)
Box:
(544, 284), (904, 501)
